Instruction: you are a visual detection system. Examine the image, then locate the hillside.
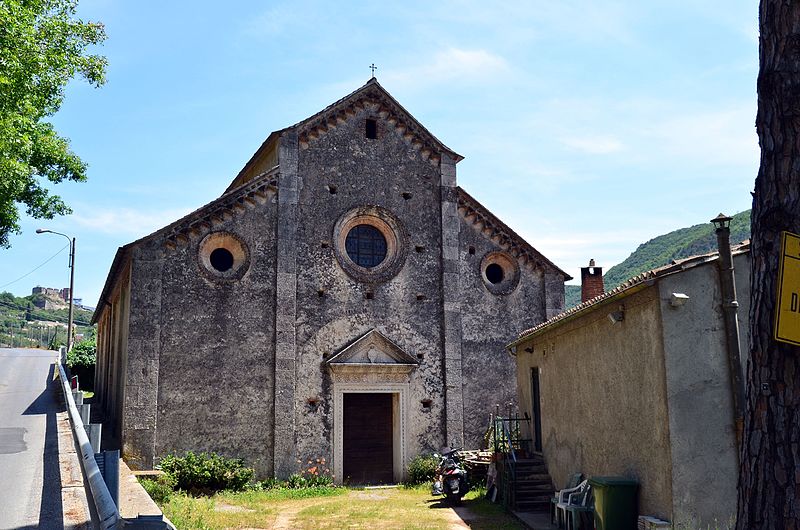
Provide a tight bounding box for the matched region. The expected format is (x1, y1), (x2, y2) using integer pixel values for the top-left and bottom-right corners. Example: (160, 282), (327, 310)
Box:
(0, 291), (94, 348)
(564, 210), (751, 309)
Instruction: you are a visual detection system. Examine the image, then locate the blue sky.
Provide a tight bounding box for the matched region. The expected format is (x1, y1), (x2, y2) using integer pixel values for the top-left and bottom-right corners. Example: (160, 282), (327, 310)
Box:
(0, 1), (759, 307)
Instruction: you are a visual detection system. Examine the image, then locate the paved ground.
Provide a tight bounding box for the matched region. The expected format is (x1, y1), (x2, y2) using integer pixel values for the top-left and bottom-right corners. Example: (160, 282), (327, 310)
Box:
(0, 348), (89, 530)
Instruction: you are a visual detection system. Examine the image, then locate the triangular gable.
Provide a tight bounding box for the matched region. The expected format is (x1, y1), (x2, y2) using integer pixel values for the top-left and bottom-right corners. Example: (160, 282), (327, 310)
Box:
(293, 78), (462, 164)
(228, 79), (463, 192)
(326, 329), (418, 373)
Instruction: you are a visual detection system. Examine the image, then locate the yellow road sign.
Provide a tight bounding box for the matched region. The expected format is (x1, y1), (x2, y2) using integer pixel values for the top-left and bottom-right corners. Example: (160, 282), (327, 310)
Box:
(775, 231), (800, 346)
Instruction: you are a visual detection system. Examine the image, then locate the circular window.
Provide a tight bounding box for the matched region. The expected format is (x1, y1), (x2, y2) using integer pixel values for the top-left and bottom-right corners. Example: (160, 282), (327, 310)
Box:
(485, 263), (504, 284)
(345, 225), (387, 268)
(333, 206), (407, 283)
(198, 232), (250, 280)
(210, 248), (234, 272)
(480, 251), (520, 294)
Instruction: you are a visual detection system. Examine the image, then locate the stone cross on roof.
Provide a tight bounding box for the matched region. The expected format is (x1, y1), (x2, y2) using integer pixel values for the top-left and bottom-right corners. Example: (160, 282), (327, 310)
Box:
(369, 63), (377, 78)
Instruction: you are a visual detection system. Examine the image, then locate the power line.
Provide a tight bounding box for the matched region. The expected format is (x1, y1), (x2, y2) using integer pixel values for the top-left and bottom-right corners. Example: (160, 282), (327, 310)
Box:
(0, 243), (69, 289)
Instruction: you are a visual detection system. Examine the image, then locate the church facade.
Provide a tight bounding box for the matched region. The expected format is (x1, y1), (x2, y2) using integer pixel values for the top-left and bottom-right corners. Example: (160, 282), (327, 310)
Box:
(92, 79), (568, 482)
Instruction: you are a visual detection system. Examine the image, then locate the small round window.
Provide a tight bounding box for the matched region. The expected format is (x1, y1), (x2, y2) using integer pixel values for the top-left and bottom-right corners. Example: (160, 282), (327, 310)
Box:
(333, 206), (408, 283)
(210, 248), (234, 272)
(198, 232), (249, 280)
(485, 263), (504, 284)
(480, 251), (520, 295)
(345, 225), (387, 268)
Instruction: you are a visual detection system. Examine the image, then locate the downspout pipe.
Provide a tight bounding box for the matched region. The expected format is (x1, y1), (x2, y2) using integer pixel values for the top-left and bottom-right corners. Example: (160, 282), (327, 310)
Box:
(712, 213), (745, 448)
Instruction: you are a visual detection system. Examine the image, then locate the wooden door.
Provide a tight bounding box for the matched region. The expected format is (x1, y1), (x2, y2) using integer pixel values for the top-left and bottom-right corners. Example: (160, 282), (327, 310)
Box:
(343, 393), (394, 484)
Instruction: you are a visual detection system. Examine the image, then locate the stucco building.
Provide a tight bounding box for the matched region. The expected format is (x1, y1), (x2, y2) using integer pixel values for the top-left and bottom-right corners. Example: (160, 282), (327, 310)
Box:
(508, 241), (749, 527)
(92, 79), (568, 483)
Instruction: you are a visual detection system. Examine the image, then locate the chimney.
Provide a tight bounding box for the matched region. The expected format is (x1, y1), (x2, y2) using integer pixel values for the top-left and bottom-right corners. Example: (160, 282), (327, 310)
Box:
(580, 259), (604, 303)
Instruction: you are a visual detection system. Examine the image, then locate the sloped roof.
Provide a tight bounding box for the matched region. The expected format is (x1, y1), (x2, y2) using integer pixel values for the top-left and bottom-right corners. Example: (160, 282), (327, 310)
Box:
(91, 170), (278, 323)
(228, 78), (463, 193)
(457, 187), (571, 279)
(508, 240), (751, 348)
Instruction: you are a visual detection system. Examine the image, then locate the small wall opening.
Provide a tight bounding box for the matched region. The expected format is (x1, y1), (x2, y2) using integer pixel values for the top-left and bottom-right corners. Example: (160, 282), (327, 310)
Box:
(486, 263), (504, 284)
(210, 248), (234, 272)
(366, 119), (377, 139)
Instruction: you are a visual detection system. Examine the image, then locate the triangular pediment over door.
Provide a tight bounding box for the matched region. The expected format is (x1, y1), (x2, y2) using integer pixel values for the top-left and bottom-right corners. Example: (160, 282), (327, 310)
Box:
(326, 329), (419, 376)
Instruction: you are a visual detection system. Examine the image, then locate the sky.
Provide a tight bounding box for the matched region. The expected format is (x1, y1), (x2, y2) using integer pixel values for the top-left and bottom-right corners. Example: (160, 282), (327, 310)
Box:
(0, 0), (759, 308)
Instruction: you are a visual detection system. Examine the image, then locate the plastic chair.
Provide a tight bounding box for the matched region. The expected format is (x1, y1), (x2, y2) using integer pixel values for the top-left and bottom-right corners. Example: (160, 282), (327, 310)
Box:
(551, 472), (583, 524)
(555, 480), (592, 529)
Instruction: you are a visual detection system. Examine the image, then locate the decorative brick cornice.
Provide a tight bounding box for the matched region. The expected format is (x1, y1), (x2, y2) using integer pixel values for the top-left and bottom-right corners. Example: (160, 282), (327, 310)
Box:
(456, 187), (571, 279)
(294, 79), (462, 168)
(163, 169), (278, 250)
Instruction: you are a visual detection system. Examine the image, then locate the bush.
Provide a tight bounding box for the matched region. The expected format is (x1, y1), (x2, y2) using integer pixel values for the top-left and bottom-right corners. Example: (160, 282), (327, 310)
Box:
(140, 475), (175, 504)
(406, 453), (439, 485)
(159, 452), (254, 494)
(67, 337), (96, 389)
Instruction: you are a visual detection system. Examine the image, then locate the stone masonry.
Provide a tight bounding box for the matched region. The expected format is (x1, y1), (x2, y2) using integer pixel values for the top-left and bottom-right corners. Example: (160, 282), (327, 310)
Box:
(92, 79), (569, 480)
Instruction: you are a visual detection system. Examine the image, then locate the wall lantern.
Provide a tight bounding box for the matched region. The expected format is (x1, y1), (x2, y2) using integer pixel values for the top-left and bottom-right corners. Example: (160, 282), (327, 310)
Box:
(607, 305), (625, 323)
(670, 293), (690, 307)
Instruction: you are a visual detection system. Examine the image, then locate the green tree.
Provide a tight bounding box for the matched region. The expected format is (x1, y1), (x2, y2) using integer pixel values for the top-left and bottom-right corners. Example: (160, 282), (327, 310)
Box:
(0, 0), (106, 248)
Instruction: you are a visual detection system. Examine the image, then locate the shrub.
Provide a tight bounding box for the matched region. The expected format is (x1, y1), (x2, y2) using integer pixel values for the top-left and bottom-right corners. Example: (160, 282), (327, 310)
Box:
(286, 473), (308, 489)
(140, 475), (175, 504)
(159, 452), (254, 493)
(67, 338), (96, 389)
(406, 453), (439, 485)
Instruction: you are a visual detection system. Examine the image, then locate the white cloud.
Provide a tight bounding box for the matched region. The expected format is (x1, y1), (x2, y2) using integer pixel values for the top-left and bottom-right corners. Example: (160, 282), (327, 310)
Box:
(643, 107), (758, 168)
(70, 207), (193, 238)
(560, 135), (625, 154)
(242, 4), (300, 38)
(382, 47), (510, 91)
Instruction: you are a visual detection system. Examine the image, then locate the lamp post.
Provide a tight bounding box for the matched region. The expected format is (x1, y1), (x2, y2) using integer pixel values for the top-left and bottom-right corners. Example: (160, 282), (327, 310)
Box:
(36, 229), (75, 352)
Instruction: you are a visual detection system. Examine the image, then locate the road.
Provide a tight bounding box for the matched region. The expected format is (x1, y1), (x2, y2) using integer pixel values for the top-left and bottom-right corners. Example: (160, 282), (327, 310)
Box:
(0, 348), (65, 529)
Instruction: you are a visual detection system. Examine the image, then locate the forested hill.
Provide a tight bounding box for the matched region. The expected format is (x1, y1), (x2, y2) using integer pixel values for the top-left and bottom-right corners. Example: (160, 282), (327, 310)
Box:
(564, 210), (751, 309)
(0, 291), (94, 348)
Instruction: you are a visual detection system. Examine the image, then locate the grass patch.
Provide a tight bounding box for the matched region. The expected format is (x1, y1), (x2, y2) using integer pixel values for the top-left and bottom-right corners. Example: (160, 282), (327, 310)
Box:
(145, 482), (523, 530)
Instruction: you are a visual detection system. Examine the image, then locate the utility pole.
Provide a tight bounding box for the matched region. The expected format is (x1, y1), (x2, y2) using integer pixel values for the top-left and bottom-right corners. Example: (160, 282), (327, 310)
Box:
(36, 229), (76, 352)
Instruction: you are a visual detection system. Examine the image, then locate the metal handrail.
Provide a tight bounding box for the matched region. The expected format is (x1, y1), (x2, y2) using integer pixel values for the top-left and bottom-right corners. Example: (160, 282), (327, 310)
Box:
(57, 362), (120, 529)
(501, 420), (517, 463)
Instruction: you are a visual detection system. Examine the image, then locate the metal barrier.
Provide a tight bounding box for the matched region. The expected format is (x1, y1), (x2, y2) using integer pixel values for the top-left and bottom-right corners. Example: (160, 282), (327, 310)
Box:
(57, 362), (121, 529)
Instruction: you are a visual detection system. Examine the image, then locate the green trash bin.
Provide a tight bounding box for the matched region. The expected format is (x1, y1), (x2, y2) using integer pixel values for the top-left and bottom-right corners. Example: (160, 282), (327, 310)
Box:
(588, 476), (639, 530)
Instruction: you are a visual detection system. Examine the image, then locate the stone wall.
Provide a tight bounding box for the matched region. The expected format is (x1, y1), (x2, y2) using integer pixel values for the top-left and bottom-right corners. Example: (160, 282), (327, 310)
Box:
(152, 197), (279, 476)
(292, 104), (447, 467)
(458, 217), (553, 447)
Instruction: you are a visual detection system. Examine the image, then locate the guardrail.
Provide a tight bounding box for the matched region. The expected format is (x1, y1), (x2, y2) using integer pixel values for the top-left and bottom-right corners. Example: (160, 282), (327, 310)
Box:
(57, 360), (120, 529)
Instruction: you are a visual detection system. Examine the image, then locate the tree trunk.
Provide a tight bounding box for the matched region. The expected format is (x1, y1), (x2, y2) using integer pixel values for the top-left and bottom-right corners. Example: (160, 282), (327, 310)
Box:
(737, 2), (800, 528)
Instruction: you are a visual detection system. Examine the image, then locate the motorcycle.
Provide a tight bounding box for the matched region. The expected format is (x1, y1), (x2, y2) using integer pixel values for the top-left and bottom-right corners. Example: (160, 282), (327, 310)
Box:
(431, 447), (469, 505)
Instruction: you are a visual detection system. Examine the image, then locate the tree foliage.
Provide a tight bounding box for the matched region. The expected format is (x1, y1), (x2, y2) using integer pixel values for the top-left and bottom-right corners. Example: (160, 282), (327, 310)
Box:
(0, 0), (106, 247)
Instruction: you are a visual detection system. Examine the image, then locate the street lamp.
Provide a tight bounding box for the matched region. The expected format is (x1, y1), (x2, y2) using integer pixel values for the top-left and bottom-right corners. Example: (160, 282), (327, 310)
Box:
(36, 229), (76, 352)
